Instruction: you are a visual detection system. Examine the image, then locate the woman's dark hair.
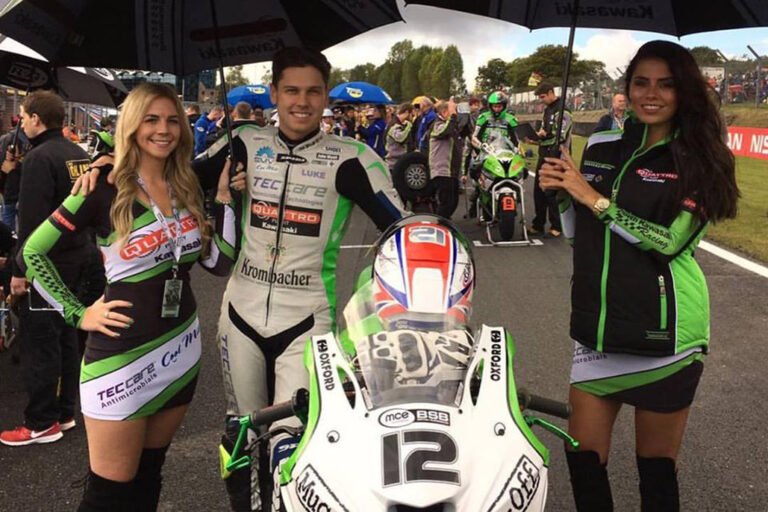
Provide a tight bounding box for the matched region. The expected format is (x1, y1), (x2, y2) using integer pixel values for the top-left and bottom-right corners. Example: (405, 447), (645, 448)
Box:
(625, 40), (738, 222)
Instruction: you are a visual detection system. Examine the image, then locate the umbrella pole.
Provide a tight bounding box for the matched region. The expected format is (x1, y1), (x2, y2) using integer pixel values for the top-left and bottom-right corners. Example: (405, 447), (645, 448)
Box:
(554, 0), (580, 156)
(208, 0), (237, 174)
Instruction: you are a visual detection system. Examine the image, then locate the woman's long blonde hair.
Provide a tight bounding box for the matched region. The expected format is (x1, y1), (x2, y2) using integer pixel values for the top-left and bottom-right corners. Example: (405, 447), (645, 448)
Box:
(110, 82), (210, 253)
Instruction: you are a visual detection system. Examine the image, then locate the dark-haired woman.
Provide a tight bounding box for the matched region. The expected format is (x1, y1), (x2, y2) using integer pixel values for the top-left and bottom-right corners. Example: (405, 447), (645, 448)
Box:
(539, 40), (739, 511)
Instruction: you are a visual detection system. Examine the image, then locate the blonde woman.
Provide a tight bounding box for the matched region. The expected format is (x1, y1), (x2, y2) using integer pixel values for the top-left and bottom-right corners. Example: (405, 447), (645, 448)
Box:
(18, 82), (237, 511)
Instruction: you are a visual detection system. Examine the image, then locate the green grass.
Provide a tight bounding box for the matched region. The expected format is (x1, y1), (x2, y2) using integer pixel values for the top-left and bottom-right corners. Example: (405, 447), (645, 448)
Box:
(524, 136), (767, 263)
(707, 156), (768, 263)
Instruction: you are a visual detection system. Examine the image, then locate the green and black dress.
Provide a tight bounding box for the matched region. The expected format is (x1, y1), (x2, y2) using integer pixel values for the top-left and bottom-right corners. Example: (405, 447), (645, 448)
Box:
(18, 184), (235, 420)
(561, 121), (708, 412)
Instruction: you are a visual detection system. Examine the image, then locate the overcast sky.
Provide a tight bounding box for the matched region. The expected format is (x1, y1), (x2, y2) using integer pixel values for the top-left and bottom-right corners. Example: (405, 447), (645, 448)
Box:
(245, 2), (768, 89)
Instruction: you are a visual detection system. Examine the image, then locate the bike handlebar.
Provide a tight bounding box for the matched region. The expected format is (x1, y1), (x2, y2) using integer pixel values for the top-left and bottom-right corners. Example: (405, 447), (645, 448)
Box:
(249, 388), (309, 427)
(517, 388), (571, 419)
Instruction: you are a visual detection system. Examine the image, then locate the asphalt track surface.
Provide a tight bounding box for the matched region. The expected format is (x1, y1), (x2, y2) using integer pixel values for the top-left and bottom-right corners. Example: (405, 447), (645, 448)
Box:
(1, 185), (767, 511)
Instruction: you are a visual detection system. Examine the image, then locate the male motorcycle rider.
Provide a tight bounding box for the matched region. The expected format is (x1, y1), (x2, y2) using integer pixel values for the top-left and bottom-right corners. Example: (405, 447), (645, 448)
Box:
(471, 91), (519, 149)
(193, 47), (407, 511)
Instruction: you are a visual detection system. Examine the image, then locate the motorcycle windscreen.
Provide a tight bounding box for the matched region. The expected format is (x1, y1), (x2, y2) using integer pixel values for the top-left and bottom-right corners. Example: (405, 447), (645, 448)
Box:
(342, 278), (474, 410)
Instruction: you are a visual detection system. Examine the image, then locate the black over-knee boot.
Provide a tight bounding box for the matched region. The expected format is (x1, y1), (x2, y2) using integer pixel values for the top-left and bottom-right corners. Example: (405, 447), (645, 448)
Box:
(637, 456), (679, 512)
(77, 470), (135, 512)
(565, 450), (614, 512)
(134, 445), (169, 511)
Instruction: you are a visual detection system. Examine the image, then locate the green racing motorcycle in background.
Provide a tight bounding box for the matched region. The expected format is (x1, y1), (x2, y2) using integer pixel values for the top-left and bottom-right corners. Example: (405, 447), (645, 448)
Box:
(472, 137), (533, 245)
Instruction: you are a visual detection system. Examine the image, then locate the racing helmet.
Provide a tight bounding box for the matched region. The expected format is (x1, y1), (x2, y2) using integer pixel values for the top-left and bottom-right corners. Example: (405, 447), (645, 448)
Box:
(371, 215), (475, 331)
(488, 91), (508, 116)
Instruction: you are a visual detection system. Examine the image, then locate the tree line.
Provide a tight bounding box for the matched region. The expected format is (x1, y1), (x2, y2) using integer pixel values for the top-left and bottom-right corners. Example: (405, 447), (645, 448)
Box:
(328, 40), (466, 102)
(220, 42), (760, 105)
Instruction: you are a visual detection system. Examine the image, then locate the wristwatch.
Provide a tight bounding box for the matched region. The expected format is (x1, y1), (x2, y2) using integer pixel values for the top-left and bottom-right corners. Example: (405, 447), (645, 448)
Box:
(592, 197), (611, 216)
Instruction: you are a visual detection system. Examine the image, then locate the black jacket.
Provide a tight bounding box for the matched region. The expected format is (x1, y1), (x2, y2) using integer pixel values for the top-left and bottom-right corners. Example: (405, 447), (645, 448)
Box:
(567, 121), (709, 356)
(539, 98), (572, 157)
(13, 128), (91, 282)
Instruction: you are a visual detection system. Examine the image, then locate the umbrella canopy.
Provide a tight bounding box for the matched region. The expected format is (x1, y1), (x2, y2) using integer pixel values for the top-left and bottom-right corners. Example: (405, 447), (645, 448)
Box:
(0, 49), (126, 107)
(406, 0), (768, 36)
(0, 0), (403, 75)
(227, 84), (274, 109)
(329, 81), (394, 104)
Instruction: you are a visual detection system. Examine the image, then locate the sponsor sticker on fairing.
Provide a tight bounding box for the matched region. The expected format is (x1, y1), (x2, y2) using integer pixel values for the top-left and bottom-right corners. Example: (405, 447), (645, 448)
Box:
(378, 408), (451, 428)
(487, 455), (541, 512)
(295, 464), (349, 512)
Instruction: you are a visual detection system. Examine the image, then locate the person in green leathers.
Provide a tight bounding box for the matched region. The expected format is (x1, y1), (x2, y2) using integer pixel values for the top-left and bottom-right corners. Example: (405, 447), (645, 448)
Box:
(470, 91), (519, 149)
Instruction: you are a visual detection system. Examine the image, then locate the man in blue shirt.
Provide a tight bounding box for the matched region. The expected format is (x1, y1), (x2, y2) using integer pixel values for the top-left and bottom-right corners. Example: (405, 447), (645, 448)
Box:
(415, 97), (437, 153)
(193, 105), (223, 155)
(357, 105), (387, 157)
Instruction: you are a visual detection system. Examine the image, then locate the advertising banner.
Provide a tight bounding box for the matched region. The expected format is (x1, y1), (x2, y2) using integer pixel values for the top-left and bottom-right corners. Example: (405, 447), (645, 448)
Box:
(726, 126), (768, 161)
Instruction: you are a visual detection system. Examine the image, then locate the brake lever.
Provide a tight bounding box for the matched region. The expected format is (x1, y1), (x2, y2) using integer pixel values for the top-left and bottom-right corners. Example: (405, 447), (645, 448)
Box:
(524, 415), (580, 450)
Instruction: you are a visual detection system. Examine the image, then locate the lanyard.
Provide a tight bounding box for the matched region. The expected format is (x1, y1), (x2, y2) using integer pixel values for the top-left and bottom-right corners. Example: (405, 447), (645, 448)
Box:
(137, 176), (183, 278)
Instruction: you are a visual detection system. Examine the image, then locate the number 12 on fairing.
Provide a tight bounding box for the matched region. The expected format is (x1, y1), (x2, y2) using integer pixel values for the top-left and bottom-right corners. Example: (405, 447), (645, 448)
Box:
(382, 430), (460, 486)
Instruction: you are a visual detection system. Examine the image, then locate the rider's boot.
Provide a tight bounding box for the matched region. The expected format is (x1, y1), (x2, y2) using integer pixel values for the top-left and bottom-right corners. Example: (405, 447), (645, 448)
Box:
(134, 445), (169, 511)
(565, 450), (614, 512)
(637, 456), (679, 512)
(77, 470), (135, 511)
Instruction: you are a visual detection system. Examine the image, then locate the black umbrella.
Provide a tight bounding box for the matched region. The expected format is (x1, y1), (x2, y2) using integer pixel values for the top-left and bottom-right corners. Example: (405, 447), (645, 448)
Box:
(0, 0), (402, 75)
(406, 0), (768, 146)
(0, 48), (126, 107)
(0, 0), (403, 164)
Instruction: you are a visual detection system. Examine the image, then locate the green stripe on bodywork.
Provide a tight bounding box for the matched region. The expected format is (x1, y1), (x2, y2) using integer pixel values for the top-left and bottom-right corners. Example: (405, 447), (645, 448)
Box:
(127, 361), (201, 419)
(280, 340), (322, 485)
(320, 196), (353, 332)
(81, 313), (197, 383)
(504, 331), (549, 464)
(574, 352), (703, 396)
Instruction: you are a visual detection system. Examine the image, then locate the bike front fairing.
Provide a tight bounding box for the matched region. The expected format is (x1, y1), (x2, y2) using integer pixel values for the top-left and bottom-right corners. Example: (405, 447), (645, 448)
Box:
(278, 280), (551, 511)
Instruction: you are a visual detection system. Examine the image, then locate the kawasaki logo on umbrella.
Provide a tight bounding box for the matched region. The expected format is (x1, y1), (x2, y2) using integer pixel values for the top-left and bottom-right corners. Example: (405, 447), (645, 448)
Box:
(555, 2), (655, 19)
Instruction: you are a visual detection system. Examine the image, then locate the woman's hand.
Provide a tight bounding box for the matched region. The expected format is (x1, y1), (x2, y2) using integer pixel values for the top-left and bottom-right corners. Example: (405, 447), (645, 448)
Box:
(70, 155), (116, 195)
(71, 168), (99, 195)
(539, 146), (602, 208)
(80, 295), (133, 338)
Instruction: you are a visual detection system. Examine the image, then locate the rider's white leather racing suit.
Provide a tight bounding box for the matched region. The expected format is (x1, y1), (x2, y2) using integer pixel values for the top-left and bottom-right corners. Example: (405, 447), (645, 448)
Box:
(194, 124), (406, 509)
